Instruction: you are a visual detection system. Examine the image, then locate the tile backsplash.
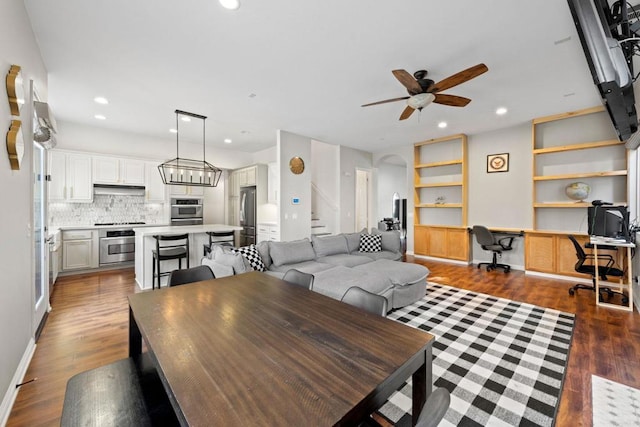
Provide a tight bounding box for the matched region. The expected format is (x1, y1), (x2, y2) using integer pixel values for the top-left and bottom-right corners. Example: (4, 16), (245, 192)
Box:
(49, 195), (165, 226)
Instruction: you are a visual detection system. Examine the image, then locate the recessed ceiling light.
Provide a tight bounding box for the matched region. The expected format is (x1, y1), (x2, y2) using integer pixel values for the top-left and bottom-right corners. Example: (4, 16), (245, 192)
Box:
(181, 117), (191, 122)
(240, 130), (250, 134)
(224, 138), (232, 144)
(219, 0), (240, 10)
(496, 107), (508, 115)
(438, 121), (447, 128)
(169, 128), (178, 133)
(94, 96), (109, 105)
(94, 114), (106, 120)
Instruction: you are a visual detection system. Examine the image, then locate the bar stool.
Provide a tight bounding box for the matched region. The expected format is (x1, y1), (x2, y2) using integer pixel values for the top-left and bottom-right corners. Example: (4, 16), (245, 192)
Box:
(203, 230), (235, 256)
(152, 234), (189, 289)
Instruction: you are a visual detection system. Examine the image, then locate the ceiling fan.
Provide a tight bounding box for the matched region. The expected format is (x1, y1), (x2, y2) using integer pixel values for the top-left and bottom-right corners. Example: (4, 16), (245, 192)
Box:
(361, 63), (488, 120)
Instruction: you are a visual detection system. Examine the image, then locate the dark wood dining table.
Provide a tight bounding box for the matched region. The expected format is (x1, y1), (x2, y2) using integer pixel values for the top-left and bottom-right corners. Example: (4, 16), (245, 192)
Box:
(128, 271), (434, 426)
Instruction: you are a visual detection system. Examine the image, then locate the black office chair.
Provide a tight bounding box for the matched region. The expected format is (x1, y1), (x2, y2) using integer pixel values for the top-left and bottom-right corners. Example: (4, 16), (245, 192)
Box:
(167, 265), (214, 287)
(340, 286), (388, 316)
(361, 387), (450, 427)
(282, 269), (315, 290)
(567, 235), (627, 302)
(472, 225), (513, 273)
(152, 234), (189, 290)
(203, 231), (235, 256)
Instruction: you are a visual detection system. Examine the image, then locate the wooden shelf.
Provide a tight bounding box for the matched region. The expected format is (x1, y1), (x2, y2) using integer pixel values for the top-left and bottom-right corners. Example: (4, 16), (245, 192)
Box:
(533, 139), (623, 154)
(416, 203), (463, 208)
(415, 159), (463, 169)
(415, 182), (463, 188)
(533, 170), (627, 181)
(533, 202), (590, 208)
(532, 105), (605, 125)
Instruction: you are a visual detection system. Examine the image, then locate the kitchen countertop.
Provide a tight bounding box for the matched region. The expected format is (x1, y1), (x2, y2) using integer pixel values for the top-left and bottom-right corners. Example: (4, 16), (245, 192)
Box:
(55, 223), (170, 231)
(133, 224), (242, 237)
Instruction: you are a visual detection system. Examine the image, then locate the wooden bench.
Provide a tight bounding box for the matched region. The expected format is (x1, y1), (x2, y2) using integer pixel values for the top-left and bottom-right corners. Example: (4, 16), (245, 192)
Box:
(61, 355), (179, 426)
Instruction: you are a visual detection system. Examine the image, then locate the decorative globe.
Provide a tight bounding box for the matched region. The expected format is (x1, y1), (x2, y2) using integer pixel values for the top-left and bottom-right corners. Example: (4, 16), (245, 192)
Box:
(565, 182), (590, 202)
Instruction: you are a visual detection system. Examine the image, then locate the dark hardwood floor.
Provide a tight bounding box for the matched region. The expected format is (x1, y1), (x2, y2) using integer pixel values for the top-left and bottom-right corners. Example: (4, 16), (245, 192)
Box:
(6, 258), (640, 426)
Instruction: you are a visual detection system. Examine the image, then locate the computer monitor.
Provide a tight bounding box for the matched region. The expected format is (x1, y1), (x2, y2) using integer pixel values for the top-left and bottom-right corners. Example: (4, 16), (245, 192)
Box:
(587, 205), (630, 240)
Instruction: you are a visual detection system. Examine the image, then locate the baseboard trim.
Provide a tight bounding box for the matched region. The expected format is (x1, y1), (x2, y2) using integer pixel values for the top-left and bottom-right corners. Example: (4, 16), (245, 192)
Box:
(525, 270), (591, 284)
(412, 254), (470, 266)
(0, 338), (36, 426)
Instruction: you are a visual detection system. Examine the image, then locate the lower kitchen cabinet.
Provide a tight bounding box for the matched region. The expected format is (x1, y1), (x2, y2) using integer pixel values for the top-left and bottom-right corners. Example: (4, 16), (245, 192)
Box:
(62, 230), (99, 270)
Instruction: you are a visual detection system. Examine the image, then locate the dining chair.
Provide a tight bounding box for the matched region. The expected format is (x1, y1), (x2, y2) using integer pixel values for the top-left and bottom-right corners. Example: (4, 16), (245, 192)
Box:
(282, 269), (315, 289)
(340, 286), (388, 316)
(167, 265), (215, 287)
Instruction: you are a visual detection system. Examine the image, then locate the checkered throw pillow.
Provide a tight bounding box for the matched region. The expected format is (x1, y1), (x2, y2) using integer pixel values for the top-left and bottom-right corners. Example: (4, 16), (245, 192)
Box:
(232, 244), (266, 272)
(359, 233), (382, 252)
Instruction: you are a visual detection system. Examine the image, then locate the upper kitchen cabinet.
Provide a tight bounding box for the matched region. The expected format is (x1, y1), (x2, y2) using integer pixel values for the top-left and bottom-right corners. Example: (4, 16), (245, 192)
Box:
(144, 162), (166, 203)
(48, 150), (93, 203)
(268, 162), (279, 204)
(93, 156), (145, 185)
(169, 184), (204, 197)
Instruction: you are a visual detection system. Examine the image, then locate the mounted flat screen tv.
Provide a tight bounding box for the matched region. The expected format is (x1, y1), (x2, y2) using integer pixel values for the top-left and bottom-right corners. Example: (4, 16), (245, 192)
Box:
(567, 0), (638, 141)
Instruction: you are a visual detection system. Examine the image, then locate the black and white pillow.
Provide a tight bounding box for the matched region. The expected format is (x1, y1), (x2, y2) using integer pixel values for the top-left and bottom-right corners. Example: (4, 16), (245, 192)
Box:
(359, 233), (382, 252)
(232, 244), (266, 272)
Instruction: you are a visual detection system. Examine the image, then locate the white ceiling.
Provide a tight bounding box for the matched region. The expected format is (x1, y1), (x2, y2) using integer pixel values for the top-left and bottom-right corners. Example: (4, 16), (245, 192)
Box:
(23, 0), (603, 153)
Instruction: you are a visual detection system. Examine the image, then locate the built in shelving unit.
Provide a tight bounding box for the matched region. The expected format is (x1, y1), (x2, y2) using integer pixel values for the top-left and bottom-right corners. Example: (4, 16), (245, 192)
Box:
(413, 134), (469, 261)
(526, 106), (628, 275)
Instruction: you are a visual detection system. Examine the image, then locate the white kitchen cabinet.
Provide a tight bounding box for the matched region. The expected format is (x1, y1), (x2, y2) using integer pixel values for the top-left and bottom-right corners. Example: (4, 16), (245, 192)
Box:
(246, 166), (256, 186)
(93, 156), (145, 185)
(48, 151), (93, 203)
(169, 184), (204, 197)
(268, 162), (279, 204)
(62, 229), (97, 270)
(257, 224), (279, 243)
(145, 162), (166, 202)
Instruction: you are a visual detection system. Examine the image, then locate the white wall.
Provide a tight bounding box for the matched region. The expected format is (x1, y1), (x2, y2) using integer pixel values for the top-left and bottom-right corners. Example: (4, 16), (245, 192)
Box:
(376, 162), (407, 220)
(0, 0), (48, 422)
(310, 140), (339, 234)
(277, 130), (312, 241)
(339, 146), (373, 233)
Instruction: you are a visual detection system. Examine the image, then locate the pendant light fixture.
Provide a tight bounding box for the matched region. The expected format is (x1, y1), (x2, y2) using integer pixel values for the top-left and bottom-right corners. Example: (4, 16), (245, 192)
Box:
(158, 110), (222, 187)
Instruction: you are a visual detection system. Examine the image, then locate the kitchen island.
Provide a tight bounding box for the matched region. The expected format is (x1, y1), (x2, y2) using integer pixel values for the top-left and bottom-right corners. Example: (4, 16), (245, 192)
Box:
(133, 224), (242, 290)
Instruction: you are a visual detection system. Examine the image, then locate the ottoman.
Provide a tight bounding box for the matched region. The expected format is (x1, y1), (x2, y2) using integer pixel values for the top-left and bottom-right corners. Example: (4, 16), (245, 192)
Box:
(353, 259), (429, 308)
(312, 266), (394, 303)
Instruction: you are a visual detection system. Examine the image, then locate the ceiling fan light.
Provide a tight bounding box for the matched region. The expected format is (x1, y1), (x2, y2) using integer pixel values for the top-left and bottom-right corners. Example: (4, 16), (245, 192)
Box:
(407, 93), (435, 109)
(219, 0), (240, 10)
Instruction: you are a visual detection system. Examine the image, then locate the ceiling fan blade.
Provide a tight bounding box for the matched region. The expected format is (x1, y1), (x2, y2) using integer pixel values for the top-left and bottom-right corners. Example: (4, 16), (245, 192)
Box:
(433, 94), (471, 107)
(361, 96), (410, 107)
(392, 70), (423, 94)
(399, 105), (415, 120)
(430, 63), (488, 93)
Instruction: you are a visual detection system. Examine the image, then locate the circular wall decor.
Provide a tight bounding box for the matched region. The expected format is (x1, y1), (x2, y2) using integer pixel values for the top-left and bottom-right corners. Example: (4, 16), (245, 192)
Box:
(6, 65), (25, 116)
(289, 156), (305, 174)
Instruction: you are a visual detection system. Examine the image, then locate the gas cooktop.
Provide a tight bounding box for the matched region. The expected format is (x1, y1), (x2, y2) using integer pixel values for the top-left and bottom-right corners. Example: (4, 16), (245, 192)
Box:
(94, 222), (146, 226)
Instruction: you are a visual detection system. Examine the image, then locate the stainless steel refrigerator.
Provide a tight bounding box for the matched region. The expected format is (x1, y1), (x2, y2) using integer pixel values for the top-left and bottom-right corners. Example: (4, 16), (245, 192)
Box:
(239, 186), (256, 246)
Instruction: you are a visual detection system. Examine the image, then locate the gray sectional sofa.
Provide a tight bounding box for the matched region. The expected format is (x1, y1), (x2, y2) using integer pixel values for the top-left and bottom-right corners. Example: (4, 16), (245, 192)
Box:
(203, 228), (429, 310)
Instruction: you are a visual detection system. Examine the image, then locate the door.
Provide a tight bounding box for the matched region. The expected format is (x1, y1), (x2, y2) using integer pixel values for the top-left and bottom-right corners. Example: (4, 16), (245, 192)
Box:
(355, 169), (370, 231)
(33, 141), (49, 336)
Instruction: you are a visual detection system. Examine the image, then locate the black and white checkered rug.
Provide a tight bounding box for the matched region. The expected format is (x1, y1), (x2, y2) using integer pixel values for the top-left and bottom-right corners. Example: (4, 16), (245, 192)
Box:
(377, 283), (575, 427)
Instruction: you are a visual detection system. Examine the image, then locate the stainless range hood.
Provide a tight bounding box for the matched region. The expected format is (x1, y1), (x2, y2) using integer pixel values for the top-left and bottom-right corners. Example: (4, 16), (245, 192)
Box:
(93, 184), (146, 196)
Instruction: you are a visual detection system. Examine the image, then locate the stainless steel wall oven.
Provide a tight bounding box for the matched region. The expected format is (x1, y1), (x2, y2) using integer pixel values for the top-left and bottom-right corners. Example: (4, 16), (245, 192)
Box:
(171, 198), (204, 226)
(99, 229), (136, 266)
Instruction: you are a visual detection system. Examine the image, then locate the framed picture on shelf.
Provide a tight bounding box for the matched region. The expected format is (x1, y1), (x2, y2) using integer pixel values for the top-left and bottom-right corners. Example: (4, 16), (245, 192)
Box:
(487, 153), (509, 173)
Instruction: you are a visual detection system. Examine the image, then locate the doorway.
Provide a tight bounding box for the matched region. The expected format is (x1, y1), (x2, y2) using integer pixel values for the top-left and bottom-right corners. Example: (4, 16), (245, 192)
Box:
(33, 140), (48, 338)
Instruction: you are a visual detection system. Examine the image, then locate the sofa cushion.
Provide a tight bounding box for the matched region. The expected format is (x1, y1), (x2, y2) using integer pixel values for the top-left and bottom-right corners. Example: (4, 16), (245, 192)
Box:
(311, 234), (348, 257)
(212, 245), (249, 274)
(232, 244), (266, 272)
(353, 259), (429, 286)
(312, 266), (393, 302)
(359, 233), (382, 252)
(201, 257), (235, 278)
(268, 260), (336, 274)
(357, 250), (402, 261)
(344, 228), (366, 253)
(269, 238), (316, 267)
(316, 253), (373, 268)
(372, 228), (401, 253)
(255, 241), (271, 269)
